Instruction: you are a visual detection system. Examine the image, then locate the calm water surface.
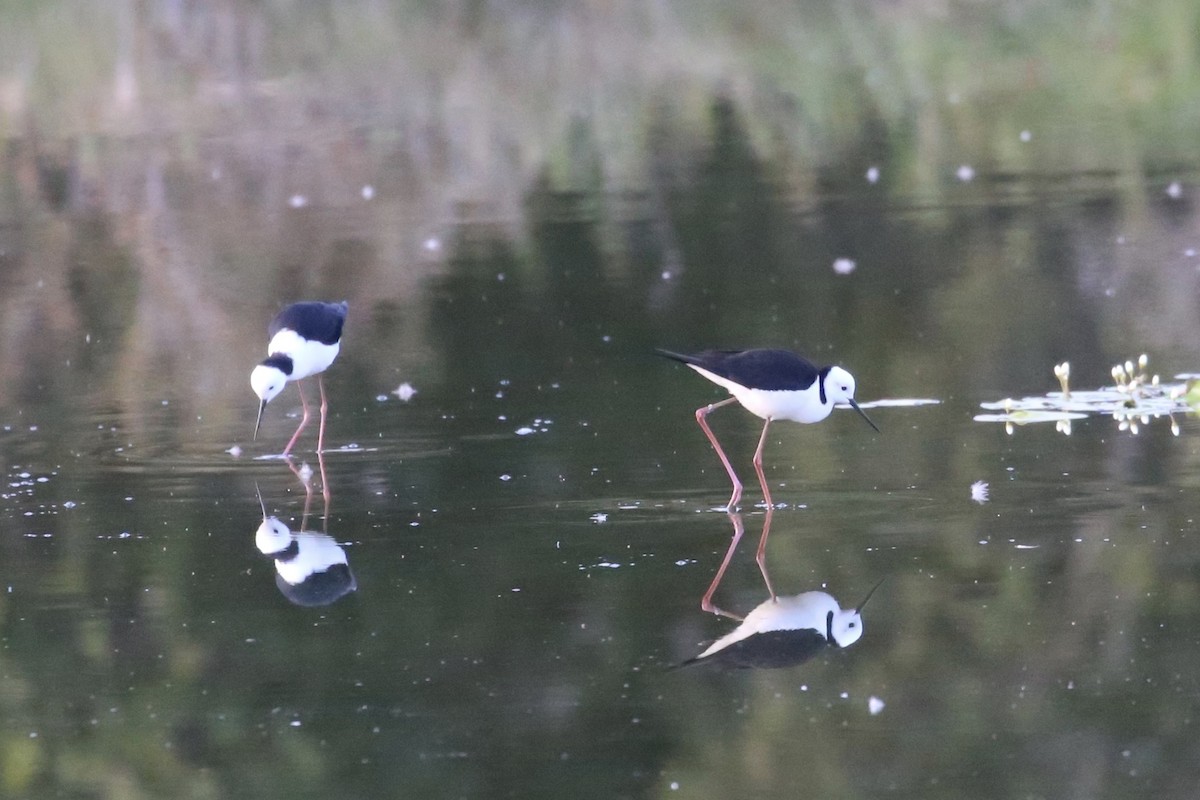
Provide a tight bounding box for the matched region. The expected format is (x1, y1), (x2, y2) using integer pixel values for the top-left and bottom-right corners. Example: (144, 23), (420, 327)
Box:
(4, 3), (1200, 799)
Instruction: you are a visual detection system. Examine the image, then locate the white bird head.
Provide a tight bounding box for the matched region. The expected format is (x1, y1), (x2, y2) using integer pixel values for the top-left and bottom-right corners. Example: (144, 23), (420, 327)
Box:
(251, 357), (292, 440)
(829, 578), (884, 647)
(825, 365), (879, 432)
(254, 484), (293, 554)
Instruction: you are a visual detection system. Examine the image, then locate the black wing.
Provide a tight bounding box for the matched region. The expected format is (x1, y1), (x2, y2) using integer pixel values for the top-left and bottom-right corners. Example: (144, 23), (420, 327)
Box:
(269, 301), (348, 346)
(679, 629), (829, 670)
(657, 348), (823, 391)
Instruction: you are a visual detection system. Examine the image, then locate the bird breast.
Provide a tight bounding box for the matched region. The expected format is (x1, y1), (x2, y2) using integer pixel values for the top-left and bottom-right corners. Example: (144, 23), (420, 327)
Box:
(267, 329), (340, 381)
(734, 387), (833, 423)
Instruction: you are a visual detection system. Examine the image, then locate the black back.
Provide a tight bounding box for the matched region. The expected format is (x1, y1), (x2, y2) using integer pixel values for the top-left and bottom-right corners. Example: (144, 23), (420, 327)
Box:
(269, 301), (349, 346)
(680, 628), (830, 670)
(657, 348), (826, 391)
(274, 564), (358, 607)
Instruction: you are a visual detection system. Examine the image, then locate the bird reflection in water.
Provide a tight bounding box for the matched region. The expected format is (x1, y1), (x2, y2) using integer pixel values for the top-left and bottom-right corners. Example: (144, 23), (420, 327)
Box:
(682, 510), (880, 669)
(254, 452), (356, 607)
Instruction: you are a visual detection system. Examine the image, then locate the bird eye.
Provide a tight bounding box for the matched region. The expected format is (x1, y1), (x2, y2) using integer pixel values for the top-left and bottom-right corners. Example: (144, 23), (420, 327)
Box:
(848, 621), (857, 628)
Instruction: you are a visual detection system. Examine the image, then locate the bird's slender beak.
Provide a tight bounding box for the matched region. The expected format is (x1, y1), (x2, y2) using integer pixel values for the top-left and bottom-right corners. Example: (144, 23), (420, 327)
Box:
(849, 399), (880, 432)
(254, 398), (267, 441)
(855, 578), (885, 614)
(255, 482), (267, 519)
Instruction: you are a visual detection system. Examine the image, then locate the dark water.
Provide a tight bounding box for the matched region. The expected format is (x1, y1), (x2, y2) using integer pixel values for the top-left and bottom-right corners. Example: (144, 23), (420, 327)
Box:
(4, 3), (1200, 799)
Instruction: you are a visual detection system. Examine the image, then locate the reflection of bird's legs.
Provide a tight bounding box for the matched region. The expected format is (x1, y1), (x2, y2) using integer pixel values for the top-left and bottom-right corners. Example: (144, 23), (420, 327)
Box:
(754, 506), (777, 602)
(695, 397), (742, 510)
(316, 448), (330, 528)
(316, 374), (329, 455)
(282, 379), (311, 457)
(288, 457), (316, 531)
(752, 417), (774, 510)
(700, 512), (747, 621)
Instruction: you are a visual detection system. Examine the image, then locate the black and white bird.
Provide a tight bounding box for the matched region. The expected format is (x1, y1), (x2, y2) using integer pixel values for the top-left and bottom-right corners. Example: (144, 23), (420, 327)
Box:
(251, 301), (348, 456)
(255, 489), (356, 607)
(658, 348), (878, 509)
(681, 582), (881, 670)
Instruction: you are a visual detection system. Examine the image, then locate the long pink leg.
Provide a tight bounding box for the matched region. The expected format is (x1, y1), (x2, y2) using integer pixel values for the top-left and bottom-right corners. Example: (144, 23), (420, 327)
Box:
(316, 374), (330, 455)
(754, 505), (777, 601)
(752, 417), (774, 510)
(695, 397), (742, 510)
(700, 512), (747, 620)
(281, 379), (311, 457)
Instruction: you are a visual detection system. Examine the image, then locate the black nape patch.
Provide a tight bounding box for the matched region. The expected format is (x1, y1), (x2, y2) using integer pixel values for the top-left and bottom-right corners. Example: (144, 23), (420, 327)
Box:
(818, 365), (832, 405)
(262, 353), (295, 375)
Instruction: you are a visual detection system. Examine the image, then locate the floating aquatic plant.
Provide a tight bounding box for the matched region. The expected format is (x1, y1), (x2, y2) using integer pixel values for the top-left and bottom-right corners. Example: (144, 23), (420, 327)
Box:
(976, 355), (1192, 436)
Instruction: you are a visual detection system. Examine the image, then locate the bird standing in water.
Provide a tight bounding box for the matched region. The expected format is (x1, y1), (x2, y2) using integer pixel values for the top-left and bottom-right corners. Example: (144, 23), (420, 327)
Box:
(251, 301), (348, 456)
(658, 348), (878, 509)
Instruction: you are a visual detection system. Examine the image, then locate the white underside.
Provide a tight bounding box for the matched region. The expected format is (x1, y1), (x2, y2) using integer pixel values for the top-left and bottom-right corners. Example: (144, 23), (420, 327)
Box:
(268, 329), (340, 381)
(688, 365), (833, 423)
(697, 591), (838, 658)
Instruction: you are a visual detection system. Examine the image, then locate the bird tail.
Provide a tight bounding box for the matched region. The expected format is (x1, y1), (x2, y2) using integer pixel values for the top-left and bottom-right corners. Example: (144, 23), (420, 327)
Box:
(654, 348), (701, 366)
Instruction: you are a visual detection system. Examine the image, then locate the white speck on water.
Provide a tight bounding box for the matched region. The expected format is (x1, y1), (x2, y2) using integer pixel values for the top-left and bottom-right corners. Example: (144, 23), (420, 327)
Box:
(393, 382), (417, 401)
(1166, 181), (1183, 199)
(833, 257), (856, 275)
(601, 335), (612, 343)
(515, 426), (535, 436)
(956, 164), (975, 182)
(289, 720), (301, 728)
(670, 782), (680, 791)
(63, 501), (76, 509)
(971, 481), (989, 504)
(297, 463), (314, 482)
(840, 691), (850, 699)
(423, 237), (441, 253)
(375, 394), (388, 402)
(361, 184), (375, 200)
(865, 166), (880, 183)
(288, 194), (308, 208)
(1186, 248), (1196, 257)
(868, 696), (886, 715)
(499, 474), (512, 481)
(1020, 130), (1032, 142)
(1015, 543), (1039, 550)
(661, 270), (672, 280)
(590, 513), (608, 523)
